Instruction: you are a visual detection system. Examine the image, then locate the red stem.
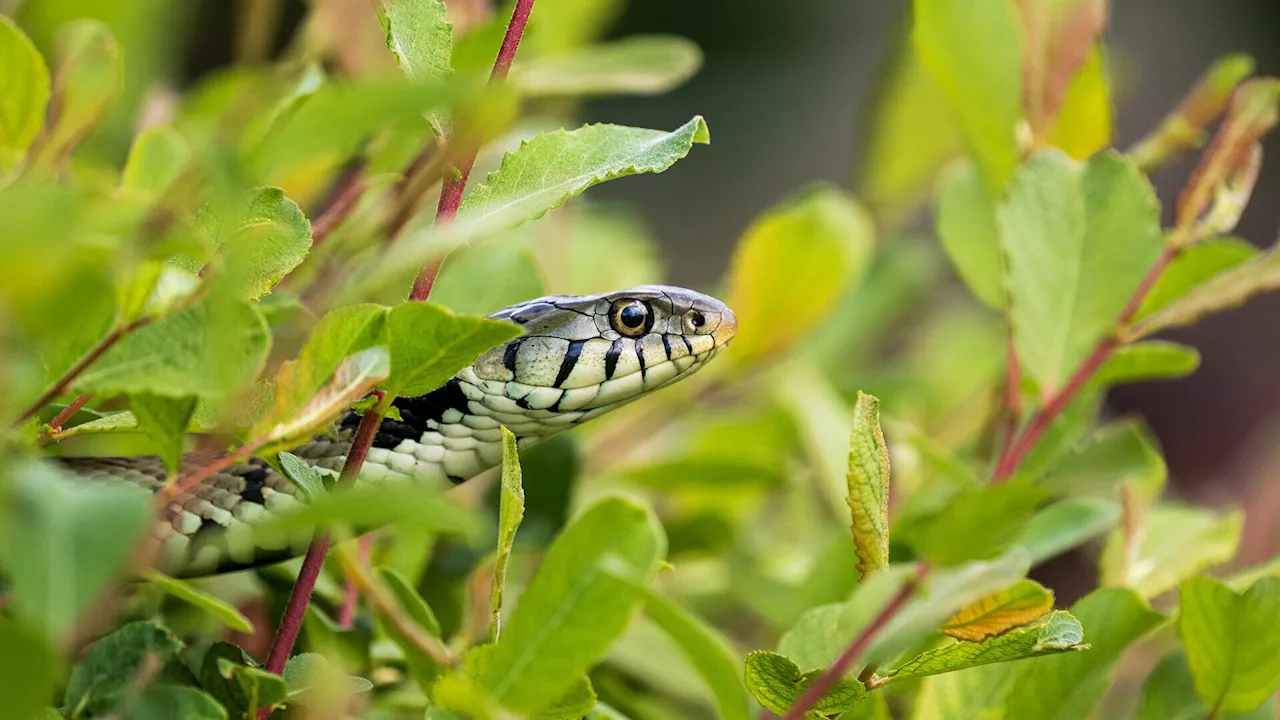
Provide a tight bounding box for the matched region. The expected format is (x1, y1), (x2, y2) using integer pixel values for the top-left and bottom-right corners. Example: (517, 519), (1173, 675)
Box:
(310, 164), (367, 247)
(48, 393), (94, 432)
(408, 0), (536, 302)
(992, 245), (1179, 482)
(782, 564), (930, 720)
(13, 318), (149, 426)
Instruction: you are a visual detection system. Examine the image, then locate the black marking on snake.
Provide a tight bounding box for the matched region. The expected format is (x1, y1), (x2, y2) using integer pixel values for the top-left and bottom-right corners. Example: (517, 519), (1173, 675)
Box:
(550, 302), (592, 317)
(662, 335), (673, 360)
(681, 336), (693, 356)
(503, 339), (522, 375)
(514, 396), (532, 410)
(240, 463), (269, 505)
(635, 342), (647, 380)
(604, 337), (624, 380)
(510, 302), (553, 325)
(548, 389), (567, 413)
(555, 340), (585, 387)
(446, 473), (466, 485)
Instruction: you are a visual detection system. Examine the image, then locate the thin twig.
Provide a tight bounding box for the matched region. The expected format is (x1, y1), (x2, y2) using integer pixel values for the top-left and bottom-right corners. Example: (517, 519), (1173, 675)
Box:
(408, 0), (536, 301)
(310, 161), (368, 247)
(782, 563), (931, 720)
(13, 318), (150, 426)
(47, 393), (93, 433)
(339, 534), (375, 629)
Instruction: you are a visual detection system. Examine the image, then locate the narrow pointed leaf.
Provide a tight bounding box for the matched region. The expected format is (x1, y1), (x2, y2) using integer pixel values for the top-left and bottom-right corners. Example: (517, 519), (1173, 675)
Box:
(140, 569), (254, 634)
(1094, 341), (1201, 387)
(1012, 497), (1120, 564)
(942, 580), (1055, 642)
(0, 16), (50, 171)
(846, 391), (890, 577)
(512, 36), (701, 97)
(1128, 245), (1280, 340)
(490, 426), (525, 642)
(258, 347), (390, 449)
(1138, 236), (1259, 319)
(889, 611), (1087, 681)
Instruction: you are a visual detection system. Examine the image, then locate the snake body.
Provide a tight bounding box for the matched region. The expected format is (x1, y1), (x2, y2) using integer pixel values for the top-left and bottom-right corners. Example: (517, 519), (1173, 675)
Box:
(61, 286), (737, 577)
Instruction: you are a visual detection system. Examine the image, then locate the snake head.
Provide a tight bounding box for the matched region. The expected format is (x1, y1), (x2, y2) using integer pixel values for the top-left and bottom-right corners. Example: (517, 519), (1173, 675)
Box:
(470, 285), (736, 416)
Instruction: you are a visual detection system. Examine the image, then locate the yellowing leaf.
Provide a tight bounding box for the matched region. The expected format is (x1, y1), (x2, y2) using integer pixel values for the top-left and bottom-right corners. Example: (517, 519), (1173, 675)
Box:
(847, 391), (890, 578)
(1047, 45), (1112, 159)
(0, 16), (50, 172)
(942, 579), (1055, 642)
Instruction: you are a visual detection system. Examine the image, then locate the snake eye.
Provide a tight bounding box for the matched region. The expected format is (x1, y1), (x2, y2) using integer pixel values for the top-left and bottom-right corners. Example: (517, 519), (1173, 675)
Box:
(609, 299), (652, 338)
(690, 312), (706, 328)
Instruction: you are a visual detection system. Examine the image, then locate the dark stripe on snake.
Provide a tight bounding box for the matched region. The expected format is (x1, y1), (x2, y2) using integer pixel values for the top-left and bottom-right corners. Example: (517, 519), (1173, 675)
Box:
(681, 336), (693, 355)
(503, 339), (522, 375)
(240, 464), (269, 505)
(604, 337), (624, 380)
(511, 302), (553, 325)
(635, 342), (647, 380)
(555, 340), (585, 387)
(662, 334), (673, 360)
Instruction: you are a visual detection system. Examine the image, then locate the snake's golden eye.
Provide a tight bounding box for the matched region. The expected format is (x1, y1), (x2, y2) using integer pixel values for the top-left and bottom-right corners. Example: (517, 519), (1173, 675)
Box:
(609, 299), (652, 337)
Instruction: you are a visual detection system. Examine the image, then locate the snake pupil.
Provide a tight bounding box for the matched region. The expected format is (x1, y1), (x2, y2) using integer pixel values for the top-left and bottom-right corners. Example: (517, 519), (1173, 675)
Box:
(690, 312), (706, 328)
(620, 303), (646, 328)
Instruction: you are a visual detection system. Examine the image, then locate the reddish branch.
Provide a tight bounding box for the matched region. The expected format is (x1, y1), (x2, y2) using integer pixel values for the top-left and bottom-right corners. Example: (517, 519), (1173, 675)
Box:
(13, 318), (150, 426)
(310, 162), (368, 247)
(408, 0), (536, 301)
(782, 564), (931, 720)
(47, 394), (94, 433)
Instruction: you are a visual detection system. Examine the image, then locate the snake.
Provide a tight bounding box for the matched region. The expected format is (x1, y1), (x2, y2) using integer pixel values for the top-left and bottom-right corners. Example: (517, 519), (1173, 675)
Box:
(59, 285), (737, 577)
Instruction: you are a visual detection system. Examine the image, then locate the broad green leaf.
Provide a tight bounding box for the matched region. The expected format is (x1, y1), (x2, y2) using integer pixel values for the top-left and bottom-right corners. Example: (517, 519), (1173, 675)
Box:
(458, 116), (710, 229)
(942, 580), (1055, 642)
(432, 240), (547, 316)
(1179, 577), (1280, 714)
(32, 21), (121, 167)
(512, 36), (701, 97)
(282, 653), (373, 705)
(1002, 588), (1165, 720)
(0, 618), (59, 720)
(1136, 652), (1274, 720)
(725, 185), (875, 364)
(264, 481), (481, 539)
(858, 41), (963, 226)
(902, 481), (1047, 566)
(913, 0), (1022, 192)
(1012, 497), (1120, 565)
(379, 567), (445, 690)
(378, 0), (453, 85)
(743, 650), (866, 717)
(383, 302), (523, 397)
(4, 461), (152, 644)
(1137, 236), (1260, 318)
(1129, 247), (1280, 339)
(846, 391), (890, 577)
(77, 299), (271, 398)
(1047, 46), (1112, 160)
(867, 550), (1032, 664)
(1226, 556), (1280, 592)
(889, 611), (1087, 681)
(63, 621), (184, 715)
(534, 676), (597, 720)
(1000, 150), (1164, 393)
(130, 393), (196, 474)
(491, 426), (525, 642)
(208, 187), (312, 300)
(472, 496), (666, 714)
(911, 662), (1015, 720)
(122, 125), (190, 197)
(775, 571), (899, 671)
(277, 451), (327, 500)
(524, 0), (623, 55)
(936, 159), (1002, 308)
(141, 570), (254, 634)
(1093, 341), (1201, 387)
(1041, 419), (1166, 498)
(1101, 505), (1243, 599)
(199, 642), (286, 718)
(124, 685), (228, 720)
(256, 346), (390, 450)
(0, 16), (50, 172)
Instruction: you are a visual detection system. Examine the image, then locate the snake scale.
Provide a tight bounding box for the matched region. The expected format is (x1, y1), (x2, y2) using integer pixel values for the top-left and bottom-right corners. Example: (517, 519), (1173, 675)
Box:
(60, 286), (737, 577)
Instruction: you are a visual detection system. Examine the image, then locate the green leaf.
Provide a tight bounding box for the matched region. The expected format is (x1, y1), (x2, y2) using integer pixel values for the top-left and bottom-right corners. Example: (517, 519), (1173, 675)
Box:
(264, 482), (481, 540)
(470, 496), (666, 714)
(912, 0), (1022, 192)
(199, 642), (286, 718)
(1041, 419), (1167, 499)
(1000, 150), (1165, 393)
(1047, 46), (1112, 160)
(512, 36), (701, 97)
(1128, 244), (1280, 340)
(378, 0), (453, 85)
(458, 116), (710, 229)
(77, 299), (271, 398)
(777, 567), (910, 672)
(383, 301), (523, 397)
(32, 20), (121, 167)
(902, 481), (1047, 566)
(277, 451), (327, 500)
(725, 185), (875, 364)
(534, 676), (597, 720)
(4, 461), (152, 644)
(257, 346), (390, 451)
(378, 567), (445, 690)
(523, 0), (624, 55)
(1136, 652), (1274, 720)
(888, 611), (1087, 681)
(0, 15), (50, 172)
(130, 393), (196, 474)
(0, 618), (59, 720)
(941, 580), (1055, 642)
(1002, 588), (1165, 719)
(122, 125), (190, 197)
(281, 653), (373, 705)
(1012, 497), (1120, 565)
(846, 391), (890, 577)
(1101, 505), (1243, 599)
(491, 426), (525, 642)
(209, 187), (312, 300)
(141, 569), (254, 634)
(1017, 0), (1108, 138)
(936, 159), (1002, 307)
(432, 240), (547, 317)
(1139, 237), (1259, 318)
(1093, 341), (1201, 387)
(1179, 577), (1280, 714)
(123, 685), (228, 720)
(743, 650), (866, 717)
(63, 621), (183, 716)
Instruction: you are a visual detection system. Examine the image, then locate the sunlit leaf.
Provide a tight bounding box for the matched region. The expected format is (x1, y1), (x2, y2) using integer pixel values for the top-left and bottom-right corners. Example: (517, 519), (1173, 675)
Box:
(140, 570), (254, 634)
(205, 186), (312, 300)
(890, 611), (1086, 681)
(743, 650), (866, 717)
(0, 16), (50, 172)
(1138, 236), (1259, 319)
(122, 125), (190, 197)
(277, 451), (327, 500)
(1100, 505), (1243, 599)
(1014, 0), (1107, 139)
(1136, 652), (1274, 720)
(383, 301), (523, 397)
(491, 426), (525, 642)
(1179, 577), (1280, 714)
(847, 391), (890, 578)
(512, 36), (701, 97)
(378, 0), (453, 85)
(1047, 45), (1112, 159)
(282, 653), (373, 705)
(258, 346), (390, 449)
(263, 477), (480, 539)
(1093, 341), (1201, 387)
(942, 580), (1055, 642)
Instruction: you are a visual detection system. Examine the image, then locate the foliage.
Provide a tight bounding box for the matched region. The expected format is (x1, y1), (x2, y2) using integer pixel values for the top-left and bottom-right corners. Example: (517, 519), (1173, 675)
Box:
(1, 1), (1279, 719)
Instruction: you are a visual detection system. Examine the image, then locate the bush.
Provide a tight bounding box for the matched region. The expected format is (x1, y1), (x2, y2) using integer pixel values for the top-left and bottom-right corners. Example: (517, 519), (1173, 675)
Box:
(1, 1), (1279, 719)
